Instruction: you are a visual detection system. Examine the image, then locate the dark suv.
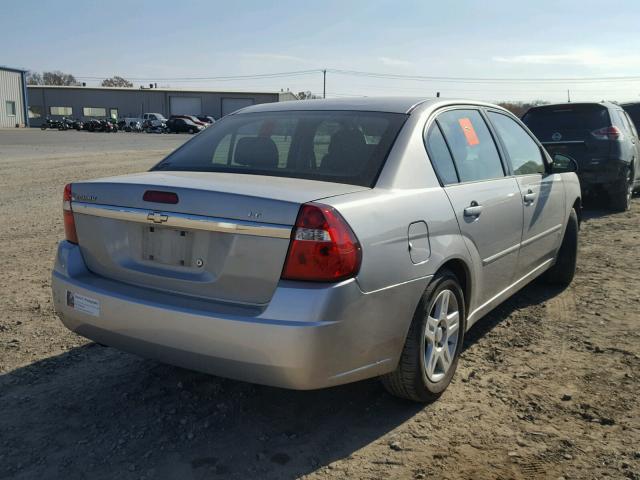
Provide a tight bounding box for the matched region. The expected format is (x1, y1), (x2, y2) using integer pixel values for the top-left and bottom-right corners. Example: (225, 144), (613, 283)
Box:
(522, 102), (639, 211)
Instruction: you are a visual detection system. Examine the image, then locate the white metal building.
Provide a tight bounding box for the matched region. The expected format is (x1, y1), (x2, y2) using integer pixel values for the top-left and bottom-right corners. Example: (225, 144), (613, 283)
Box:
(0, 66), (28, 128)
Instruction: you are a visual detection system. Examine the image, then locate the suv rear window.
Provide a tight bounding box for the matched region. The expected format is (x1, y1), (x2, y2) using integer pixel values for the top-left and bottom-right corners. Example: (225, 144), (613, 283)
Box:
(522, 105), (610, 136)
(153, 111), (407, 187)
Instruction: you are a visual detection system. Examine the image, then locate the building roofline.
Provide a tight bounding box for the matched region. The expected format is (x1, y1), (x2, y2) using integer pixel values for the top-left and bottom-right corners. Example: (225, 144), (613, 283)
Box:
(26, 85), (287, 95)
(0, 66), (28, 74)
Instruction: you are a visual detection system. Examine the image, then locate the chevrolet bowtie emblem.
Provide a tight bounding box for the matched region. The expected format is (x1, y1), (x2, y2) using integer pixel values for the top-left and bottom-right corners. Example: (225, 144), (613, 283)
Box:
(147, 212), (168, 223)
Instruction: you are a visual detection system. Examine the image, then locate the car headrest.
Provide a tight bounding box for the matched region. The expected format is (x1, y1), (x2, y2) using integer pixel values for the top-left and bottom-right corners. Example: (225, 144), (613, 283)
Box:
(323, 128), (368, 171)
(234, 137), (279, 169)
(328, 128), (366, 156)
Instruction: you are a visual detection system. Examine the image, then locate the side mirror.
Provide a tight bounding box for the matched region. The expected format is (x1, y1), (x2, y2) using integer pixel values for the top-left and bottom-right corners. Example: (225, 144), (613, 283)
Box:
(549, 153), (578, 173)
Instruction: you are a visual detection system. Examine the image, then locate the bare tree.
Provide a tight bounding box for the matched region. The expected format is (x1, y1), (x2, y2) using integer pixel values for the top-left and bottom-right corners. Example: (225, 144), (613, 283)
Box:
(101, 76), (134, 88)
(497, 100), (549, 118)
(40, 71), (80, 86)
(26, 71), (43, 85)
(296, 91), (320, 100)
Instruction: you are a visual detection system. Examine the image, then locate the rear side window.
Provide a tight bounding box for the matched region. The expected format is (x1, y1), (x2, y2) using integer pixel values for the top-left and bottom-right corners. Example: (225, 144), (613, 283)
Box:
(623, 104), (640, 130)
(155, 111), (407, 187)
(623, 111), (638, 137)
(436, 109), (505, 182)
(424, 124), (458, 185)
(488, 112), (545, 175)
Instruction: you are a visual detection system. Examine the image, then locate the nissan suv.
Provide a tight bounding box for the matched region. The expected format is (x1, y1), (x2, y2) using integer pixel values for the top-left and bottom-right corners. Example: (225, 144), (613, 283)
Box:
(522, 102), (639, 211)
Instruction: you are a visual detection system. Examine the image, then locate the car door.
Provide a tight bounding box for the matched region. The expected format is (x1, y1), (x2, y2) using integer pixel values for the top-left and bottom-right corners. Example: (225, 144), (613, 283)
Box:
(430, 108), (524, 305)
(486, 110), (565, 278)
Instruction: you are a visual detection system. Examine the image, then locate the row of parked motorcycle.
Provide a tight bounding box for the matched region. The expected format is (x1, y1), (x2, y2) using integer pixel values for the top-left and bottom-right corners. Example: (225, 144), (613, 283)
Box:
(39, 114), (215, 134)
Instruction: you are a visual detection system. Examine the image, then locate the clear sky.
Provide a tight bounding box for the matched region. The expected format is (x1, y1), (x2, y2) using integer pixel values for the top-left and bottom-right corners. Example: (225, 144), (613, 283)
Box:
(2, 0), (640, 103)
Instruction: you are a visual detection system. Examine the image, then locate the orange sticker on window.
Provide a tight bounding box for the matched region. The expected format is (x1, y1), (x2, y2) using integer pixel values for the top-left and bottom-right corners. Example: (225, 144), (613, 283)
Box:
(458, 118), (480, 146)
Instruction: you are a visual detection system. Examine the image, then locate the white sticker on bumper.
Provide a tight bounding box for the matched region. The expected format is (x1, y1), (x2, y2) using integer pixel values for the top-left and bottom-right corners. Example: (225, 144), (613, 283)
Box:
(66, 290), (100, 317)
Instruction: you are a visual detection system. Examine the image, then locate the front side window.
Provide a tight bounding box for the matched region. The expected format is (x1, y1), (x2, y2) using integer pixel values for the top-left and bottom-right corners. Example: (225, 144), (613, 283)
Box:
(50, 106), (72, 116)
(83, 107), (106, 117)
(6, 101), (16, 116)
(436, 109), (504, 182)
(424, 123), (458, 185)
(488, 111), (545, 175)
(156, 111), (407, 187)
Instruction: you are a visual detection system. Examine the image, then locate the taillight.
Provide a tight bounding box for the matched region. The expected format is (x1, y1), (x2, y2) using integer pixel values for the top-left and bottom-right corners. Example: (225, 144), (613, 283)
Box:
(281, 203), (361, 282)
(591, 126), (623, 140)
(63, 183), (79, 244)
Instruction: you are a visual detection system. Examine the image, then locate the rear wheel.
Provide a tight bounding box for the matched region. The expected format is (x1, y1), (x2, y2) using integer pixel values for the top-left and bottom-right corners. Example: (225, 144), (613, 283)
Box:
(543, 208), (578, 287)
(381, 269), (465, 402)
(609, 168), (633, 212)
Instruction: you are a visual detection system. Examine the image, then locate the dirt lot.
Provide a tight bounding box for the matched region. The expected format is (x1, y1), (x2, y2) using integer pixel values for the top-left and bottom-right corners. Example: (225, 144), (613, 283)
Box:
(0, 129), (639, 480)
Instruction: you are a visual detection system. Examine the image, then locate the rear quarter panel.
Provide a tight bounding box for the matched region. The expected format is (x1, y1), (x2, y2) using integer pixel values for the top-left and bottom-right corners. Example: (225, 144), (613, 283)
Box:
(322, 107), (475, 319)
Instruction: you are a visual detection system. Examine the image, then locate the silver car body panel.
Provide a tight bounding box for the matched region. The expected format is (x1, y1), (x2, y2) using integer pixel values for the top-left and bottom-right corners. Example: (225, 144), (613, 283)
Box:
(52, 97), (581, 389)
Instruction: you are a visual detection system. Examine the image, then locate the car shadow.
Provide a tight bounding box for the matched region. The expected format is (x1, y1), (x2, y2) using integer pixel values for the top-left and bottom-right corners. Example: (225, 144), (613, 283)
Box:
(1, 281), (566, 480)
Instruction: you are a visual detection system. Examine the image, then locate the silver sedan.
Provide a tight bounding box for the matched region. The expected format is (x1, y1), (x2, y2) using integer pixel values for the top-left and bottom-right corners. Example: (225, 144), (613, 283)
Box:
(52, 97), (581, 401)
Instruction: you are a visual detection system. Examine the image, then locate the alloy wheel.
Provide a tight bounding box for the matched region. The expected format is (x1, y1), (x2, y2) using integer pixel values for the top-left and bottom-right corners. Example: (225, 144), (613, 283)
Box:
(424, 289), (460, 382)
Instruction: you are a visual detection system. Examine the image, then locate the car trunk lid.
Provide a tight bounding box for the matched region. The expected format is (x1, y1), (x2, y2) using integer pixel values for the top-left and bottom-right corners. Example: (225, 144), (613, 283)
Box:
(70, 171), (368, 305)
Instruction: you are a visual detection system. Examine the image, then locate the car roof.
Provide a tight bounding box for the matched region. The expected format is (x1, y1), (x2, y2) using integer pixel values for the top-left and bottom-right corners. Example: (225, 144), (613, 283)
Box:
(235, 97), (442, 114)
(526, 101), (620, 112)
(236, 96), (515, 115)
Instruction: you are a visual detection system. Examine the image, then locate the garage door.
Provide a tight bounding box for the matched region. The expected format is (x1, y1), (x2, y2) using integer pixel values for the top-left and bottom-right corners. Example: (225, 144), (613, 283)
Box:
(170, 97), (202, 116)
(222, 98), (254, 116)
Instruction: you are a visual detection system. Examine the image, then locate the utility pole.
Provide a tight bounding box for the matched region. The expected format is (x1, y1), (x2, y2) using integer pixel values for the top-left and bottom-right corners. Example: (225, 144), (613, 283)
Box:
(322, 69), (327, 98)
(567, 89), (571, 103)
(436, 91), (440, 98)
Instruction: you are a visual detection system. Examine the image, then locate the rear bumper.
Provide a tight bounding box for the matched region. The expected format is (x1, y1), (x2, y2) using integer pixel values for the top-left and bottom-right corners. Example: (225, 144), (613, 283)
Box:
(52, 241), (428, 390)
(578, 159), (628, 191)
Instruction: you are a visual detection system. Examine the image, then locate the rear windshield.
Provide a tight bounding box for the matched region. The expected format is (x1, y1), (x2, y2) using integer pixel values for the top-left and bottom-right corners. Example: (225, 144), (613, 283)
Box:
(152, 110), (407, 187)
(522, 105), (610, 134)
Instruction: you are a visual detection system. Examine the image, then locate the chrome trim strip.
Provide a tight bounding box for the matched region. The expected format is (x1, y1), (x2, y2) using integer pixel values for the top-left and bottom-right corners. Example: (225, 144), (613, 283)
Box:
(481, 224), (563, 265)
(520, 224), (563, 248)
(71, 202), (292, 239)
(541, 140), (585, 145)
(482, 243), (520, 266)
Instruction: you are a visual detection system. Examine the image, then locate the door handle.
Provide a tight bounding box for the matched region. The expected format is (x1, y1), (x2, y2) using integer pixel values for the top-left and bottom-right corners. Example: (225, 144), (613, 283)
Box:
(463, 201), (483, 217)
(523, 189), (536, 204)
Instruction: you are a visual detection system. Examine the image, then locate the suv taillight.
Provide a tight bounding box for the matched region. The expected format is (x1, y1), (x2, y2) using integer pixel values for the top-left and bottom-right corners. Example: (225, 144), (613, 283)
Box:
(63, 183), (79, 244)
(591, 126), (623, 140)
(281, 203), (361, 282)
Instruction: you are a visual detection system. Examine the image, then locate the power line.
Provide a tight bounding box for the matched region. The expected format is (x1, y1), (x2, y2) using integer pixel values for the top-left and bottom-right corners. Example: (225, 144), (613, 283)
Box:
(74, 70), (322, 82)
(326, 68), (640, 84)
(72, 68), (640, 84)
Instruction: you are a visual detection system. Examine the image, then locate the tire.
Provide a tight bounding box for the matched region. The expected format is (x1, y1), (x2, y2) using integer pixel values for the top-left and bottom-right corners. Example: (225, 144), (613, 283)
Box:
(381, 269), (466, 402)
(188, 128), (195, 134)
(41, 125), (46, 130)
(609, 167), (633, 212)
(543, 208), (579, 287)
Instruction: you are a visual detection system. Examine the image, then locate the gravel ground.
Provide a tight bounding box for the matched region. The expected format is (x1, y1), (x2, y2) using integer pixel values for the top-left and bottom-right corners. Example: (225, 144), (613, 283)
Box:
(0, 129), (639, 480)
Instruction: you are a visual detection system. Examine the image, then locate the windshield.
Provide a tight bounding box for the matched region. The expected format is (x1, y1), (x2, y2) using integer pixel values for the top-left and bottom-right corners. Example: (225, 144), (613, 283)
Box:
(153, 110), (407, 187)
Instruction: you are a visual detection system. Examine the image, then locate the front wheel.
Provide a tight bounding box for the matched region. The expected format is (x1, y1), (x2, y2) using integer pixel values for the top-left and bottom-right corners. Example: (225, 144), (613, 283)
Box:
(381, 269), (465, 402)
(543, 208), (578, 287)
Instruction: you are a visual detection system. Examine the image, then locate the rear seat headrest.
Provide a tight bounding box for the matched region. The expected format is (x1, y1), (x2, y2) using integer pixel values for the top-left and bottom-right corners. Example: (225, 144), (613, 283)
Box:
(234, 137), (279, 169)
